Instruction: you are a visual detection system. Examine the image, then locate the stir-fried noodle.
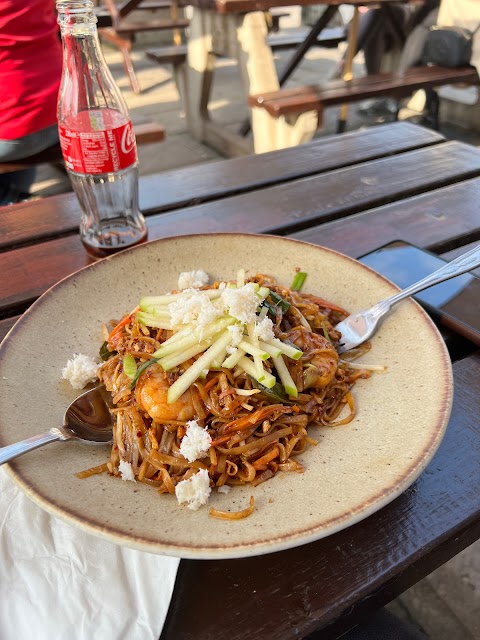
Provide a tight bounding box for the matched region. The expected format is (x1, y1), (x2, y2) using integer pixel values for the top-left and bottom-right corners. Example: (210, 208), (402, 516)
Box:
(84, 272), (373, 517)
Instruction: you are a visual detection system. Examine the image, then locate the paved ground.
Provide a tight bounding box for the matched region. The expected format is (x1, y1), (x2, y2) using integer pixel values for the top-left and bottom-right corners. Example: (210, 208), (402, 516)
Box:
(29, 18), (480, 639)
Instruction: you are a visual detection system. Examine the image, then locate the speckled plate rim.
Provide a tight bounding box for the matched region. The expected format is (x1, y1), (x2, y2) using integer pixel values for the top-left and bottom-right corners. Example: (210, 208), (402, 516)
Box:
(0, 233), (453, 559)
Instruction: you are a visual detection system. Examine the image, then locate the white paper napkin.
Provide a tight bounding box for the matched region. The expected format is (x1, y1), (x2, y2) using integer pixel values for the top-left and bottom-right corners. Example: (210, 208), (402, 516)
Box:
(0, 467), (180, 640)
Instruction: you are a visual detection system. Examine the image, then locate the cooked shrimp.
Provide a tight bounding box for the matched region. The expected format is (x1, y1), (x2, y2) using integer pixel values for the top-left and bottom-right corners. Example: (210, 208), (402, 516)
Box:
(288, 329), (338, 389)
(303, 333), (338, 388)
(135, 364), (196, 422)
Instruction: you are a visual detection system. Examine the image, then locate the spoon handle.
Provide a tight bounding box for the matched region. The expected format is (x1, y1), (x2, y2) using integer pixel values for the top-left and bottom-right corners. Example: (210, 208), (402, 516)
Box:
(382, 243), (480, 309)
(0, 428), (66, 465)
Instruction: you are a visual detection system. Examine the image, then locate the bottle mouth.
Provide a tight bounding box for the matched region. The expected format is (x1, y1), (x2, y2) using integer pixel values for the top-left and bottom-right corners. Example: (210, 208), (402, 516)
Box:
(57, 0), (94, 12)
(57, 0), (97, 28)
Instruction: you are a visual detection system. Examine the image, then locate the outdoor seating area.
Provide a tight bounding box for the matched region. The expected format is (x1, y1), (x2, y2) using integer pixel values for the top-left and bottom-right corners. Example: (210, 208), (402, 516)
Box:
(1, 2), (479, 640)
(249, 65), (480, 128)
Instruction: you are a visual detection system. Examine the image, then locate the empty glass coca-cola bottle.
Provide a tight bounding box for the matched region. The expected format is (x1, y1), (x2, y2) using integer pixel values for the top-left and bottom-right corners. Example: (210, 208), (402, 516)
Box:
(56, 0), (147, 259)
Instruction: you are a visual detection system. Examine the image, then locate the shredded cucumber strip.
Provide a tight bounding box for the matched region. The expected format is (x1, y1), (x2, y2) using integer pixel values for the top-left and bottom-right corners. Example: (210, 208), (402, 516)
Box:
(238, 339), (269, 360)
(158, 339), (212, 371)
(136, 312), (172, 330)
(264, 336), (302, 360)
(222, 348), (246, 369)
(140, 289), (222, 311)
(273, 354), (298, 398)
(237, 268), (245, 288)
(210, 345), (229, 369)
(153, 322), (196, 345)
(153, 317), (236, 358)
(247, 322), (266, 381)
(167, 330), (233, 404)
(258, 341), (282, 358)
(137, 306), (171, 319)
(237, 356), (276, 388)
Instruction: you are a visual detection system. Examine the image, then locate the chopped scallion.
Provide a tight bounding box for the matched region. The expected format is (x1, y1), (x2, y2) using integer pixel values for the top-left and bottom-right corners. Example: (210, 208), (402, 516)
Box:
(322, 321), (331, 343)
(269, 292), (290, 313)
(129, 358), (159, 390)
(99, 341), (115, 361)
(291, 271), (307, 291)
(250, 378), (294, 404)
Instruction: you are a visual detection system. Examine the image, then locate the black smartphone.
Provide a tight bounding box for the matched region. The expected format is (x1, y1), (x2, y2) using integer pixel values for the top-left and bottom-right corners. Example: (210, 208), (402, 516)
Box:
(358, 240), (480, 346)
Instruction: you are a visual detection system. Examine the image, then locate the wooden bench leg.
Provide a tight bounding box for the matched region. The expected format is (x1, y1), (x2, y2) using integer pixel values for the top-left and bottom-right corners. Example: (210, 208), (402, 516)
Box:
(100, 29), (141, 94)
(236, 11), (318, 153)
(185, 8), (214, 140)
(184, 10), (251, 156)
(172, 61), (189, 119)
(185, 8), (319, 155)
(337, 7), (359, 134)
(170, 0), (182, 46)
(121, 44), (141, 94)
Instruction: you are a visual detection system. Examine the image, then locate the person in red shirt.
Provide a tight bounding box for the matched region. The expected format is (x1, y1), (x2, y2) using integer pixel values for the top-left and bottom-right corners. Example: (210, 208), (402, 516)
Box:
(0, 0), (63, 205)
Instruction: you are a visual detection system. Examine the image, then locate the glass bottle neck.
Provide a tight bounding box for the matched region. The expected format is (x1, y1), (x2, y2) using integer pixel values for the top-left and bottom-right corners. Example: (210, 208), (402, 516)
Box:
(57, 0), (116, 114)
(57, 1), (97, 37)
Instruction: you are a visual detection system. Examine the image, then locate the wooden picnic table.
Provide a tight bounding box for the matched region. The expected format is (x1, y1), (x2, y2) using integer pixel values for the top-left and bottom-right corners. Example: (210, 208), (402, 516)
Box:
(1, 122), (479, 638)
(183, 0), (418, 155)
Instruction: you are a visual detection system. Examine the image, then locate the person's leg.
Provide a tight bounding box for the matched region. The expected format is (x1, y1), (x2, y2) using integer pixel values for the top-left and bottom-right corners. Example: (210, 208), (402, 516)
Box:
(0, 168), (37, 205)
(329, 8), (382, 79)
(397, 8), (439, 72)
(0, 124), (59, 162)
(0, 124), (59, 206)
(363, 4), (412, 74)
(362, 12), (388, 75)
(358, 7), (439, 122)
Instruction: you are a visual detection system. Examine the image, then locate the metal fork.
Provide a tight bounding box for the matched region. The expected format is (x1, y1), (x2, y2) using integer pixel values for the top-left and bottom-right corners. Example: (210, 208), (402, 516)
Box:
(335, 244), (480, 354)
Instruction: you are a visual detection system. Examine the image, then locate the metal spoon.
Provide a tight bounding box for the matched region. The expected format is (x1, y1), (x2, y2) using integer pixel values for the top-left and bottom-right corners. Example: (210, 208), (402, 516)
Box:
(335, 243), (480, 354)
(0, 385), (113, 465)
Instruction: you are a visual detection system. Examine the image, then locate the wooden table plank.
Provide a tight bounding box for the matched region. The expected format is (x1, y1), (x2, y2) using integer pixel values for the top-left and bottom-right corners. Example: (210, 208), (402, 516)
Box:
(137, 142), (480, 238)
(138, 123), (443, 213)
(128, 142), (480, 238)
(2, 147), (480, 317)
(190, 0), (397, 15)
(161, 354), (480, 640)
(291, 177), (480, 257)
(0, 123), (444, 251)
(0, 235), (90, 316)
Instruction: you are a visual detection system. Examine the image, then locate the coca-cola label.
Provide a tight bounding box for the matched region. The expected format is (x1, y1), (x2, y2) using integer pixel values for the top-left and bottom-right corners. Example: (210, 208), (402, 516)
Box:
(58, 120), (137, 174)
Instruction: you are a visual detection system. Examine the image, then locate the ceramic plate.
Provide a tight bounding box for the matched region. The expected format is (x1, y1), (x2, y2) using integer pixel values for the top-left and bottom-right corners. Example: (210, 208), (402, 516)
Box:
(0, 234), (452, 559)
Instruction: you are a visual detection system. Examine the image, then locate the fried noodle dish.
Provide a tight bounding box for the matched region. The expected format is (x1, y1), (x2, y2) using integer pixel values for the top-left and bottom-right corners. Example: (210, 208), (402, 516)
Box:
(82, 270), (374, 519)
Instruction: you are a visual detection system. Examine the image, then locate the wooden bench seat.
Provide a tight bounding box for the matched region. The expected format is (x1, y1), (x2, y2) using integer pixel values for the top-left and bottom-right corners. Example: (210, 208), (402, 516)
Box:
(146, 44), (187, 66)
(146, 26), (346, 71)
(146, 45), (188, 104)
(145, 26), (346, 109)
(104, 17), (188, 35)
(95, 1), (178, 26)
(249, 65), (480, 128)
(0, 122), (165, 175)
(268, 26), (346, 50)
